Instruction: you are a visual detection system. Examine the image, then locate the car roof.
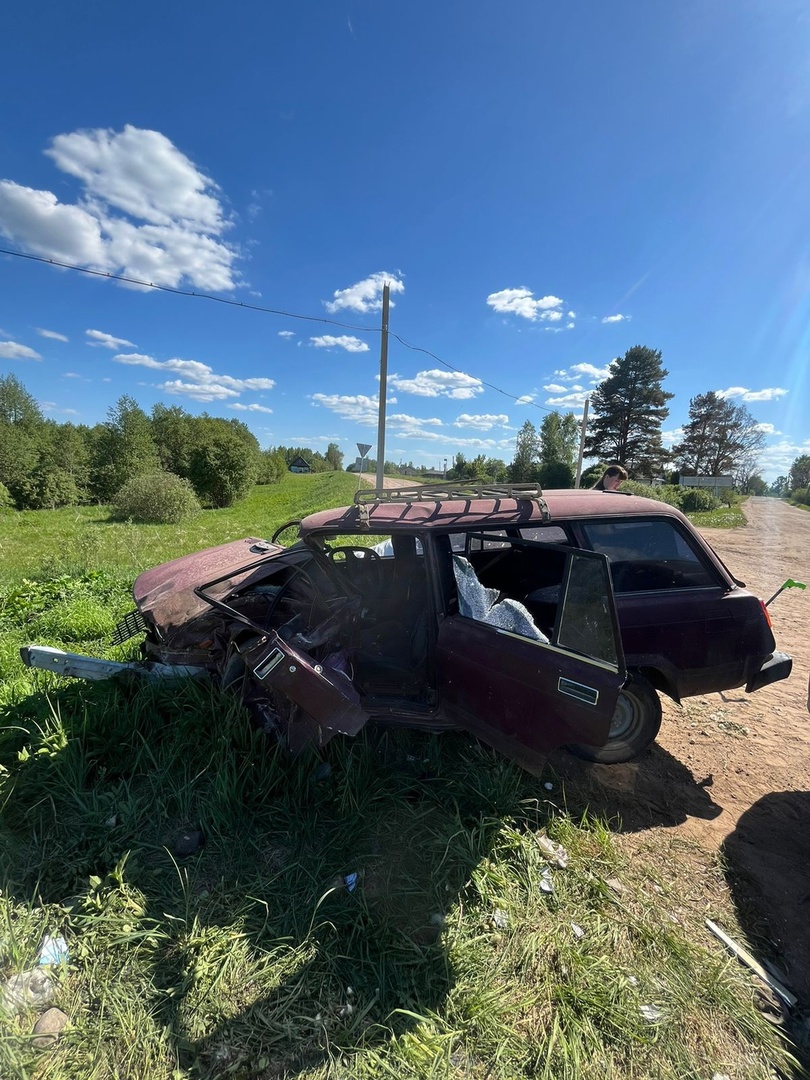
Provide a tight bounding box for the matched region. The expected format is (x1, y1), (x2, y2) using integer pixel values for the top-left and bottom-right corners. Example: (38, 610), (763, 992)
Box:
(299, 488), (692, 537)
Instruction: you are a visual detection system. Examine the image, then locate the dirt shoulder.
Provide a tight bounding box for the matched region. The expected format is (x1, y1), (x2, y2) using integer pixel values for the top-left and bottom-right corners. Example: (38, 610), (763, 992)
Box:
(553, 497), (810, 1001)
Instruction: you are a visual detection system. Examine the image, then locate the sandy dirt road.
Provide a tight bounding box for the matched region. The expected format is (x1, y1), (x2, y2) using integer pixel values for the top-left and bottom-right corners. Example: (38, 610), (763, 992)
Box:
(553, 497), (810, 999)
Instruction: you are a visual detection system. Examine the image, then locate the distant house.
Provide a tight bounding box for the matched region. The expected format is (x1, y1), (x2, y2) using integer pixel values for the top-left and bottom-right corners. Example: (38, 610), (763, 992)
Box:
(289, 456), (311, 473)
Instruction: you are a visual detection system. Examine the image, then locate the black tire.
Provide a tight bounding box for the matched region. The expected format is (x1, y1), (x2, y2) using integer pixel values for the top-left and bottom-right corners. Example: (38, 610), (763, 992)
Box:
(569, 672), (662, 764)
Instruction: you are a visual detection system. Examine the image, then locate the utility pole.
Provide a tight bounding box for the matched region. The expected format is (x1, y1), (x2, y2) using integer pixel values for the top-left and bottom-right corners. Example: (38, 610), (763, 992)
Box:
(574, 396), (589, 488)
(375, 283), (390, 490)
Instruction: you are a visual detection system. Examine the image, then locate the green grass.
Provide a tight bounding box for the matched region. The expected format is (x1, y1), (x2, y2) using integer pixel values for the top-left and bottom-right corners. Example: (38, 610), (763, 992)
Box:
(0, 474), (799, 1078)
(0, 471), (360, 584)
(686, 502), (746, 529)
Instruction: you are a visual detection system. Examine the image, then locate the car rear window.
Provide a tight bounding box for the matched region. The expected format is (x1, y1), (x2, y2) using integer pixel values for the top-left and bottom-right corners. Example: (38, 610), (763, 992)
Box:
(579, 519), (718, 592)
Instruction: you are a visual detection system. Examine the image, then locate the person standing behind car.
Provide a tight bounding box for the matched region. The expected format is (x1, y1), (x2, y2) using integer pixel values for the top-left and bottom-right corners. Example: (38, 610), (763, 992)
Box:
(592, 465), (628, 491)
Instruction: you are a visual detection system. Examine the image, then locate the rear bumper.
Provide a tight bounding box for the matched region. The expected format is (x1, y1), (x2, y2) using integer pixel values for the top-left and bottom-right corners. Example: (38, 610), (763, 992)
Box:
(745, 651), (793, 694)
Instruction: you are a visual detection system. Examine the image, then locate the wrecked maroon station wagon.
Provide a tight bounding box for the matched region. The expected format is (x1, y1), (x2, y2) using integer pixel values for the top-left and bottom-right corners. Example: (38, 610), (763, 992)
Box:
(21, 484), (791, 771)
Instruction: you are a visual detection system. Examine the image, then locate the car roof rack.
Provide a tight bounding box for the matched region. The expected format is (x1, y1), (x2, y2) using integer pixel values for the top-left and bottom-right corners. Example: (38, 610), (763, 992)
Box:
(354, 482), (546, 506)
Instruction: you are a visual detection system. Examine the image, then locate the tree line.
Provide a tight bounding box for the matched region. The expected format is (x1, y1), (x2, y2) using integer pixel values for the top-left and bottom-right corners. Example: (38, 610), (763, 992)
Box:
(471, 346), (798, 498)
(0, 374), (346, 512)
(0, 347), (804, 514)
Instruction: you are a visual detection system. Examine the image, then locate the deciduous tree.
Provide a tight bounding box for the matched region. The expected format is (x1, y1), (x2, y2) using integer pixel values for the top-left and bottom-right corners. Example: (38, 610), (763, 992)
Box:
(789, 454), (810, 492)
(91, 396), (161, 501)
(673, 391), (764, 480)
(508, 420), (540, 482)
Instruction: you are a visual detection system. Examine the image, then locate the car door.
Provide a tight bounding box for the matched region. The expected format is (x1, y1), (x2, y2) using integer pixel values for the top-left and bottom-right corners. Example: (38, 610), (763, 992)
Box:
(435, 541), (625, 775)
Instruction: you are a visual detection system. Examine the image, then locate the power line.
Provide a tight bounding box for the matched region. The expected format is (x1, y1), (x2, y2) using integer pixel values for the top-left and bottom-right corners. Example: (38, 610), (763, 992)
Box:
(1, 244), (561, 417)
(390, 332), (557, 414)
(0, 246), (376, 332)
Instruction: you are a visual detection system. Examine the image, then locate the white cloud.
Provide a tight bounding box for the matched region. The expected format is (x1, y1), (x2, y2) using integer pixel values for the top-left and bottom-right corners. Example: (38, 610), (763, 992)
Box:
(551, 362), (610, 387)
(545, 390), (590, 408)
(0, 340), (41, 360)
(566, 322), (575, 329)
(309, 334), (370, 353)
(0, 125), (238, 291)
(486, 287), (564, 322)
(453, 413), (509, 431)
(278, 330), (295, 338)
(755, 422), (781, 435)
(757, 438), (810, 479)
(388, 368), (484, 399)
(602, 314), (629, 323)
(661, 427), (684, 448)
(40, 402), (78, 415)
(86, 328), (135, 350)
(515, 394), (535, 405)
(311, 392), (388, 426)
(36, 328), (69, 342)
(324, 271), (405, 314)
(228, 402), (273, 414)
(113, 352), (275, 403)
(717, 386), (789, 402)
(567, 311), (576, 318)
(388, 413), (443, 427)
(572, 362), (610, 380)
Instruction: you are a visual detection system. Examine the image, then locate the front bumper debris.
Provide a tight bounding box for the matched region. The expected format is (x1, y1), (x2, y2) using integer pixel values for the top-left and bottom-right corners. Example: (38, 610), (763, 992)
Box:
(20, 645), (205, 682)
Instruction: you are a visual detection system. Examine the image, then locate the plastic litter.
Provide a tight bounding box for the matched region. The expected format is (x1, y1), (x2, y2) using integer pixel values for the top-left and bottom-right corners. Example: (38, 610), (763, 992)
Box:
(344, 873), (359, 892)
(571, 923), (585, 939)
(38, 934), (69, 966)
(640, 1004), (662, 1022)
(493, 908), (509, 929)
(1, 969), (54, 1014)
(543, 782), (554, 791)
(539, 867), (554, 894)
(536, 834), (569, 868)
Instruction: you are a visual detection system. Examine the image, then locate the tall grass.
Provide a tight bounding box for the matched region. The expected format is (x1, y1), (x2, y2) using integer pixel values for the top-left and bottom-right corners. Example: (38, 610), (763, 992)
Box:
(0, 471), (360, 583)
(0, 472), (798, 1078)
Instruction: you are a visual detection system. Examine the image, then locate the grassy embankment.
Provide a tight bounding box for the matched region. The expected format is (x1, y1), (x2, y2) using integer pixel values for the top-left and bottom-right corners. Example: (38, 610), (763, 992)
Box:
(0, 474), (796, 1079)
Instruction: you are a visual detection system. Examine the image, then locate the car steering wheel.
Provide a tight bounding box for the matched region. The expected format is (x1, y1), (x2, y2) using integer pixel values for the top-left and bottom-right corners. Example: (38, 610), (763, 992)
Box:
(325, 545), (381, 563)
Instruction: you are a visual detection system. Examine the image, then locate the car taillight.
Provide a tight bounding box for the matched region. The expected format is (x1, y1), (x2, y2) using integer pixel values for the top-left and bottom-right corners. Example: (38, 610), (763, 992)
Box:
(759, 599), (772, 628)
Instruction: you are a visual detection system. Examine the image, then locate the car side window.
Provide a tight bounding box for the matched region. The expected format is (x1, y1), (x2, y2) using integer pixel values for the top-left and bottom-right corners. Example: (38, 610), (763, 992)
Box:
(447, 536), (622, 670)
(519, 525), (569, 544)
(580, 519), (719, 592)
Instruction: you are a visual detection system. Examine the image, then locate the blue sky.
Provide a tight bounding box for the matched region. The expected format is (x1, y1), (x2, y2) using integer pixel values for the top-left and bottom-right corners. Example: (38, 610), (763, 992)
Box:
(0, 1), (808, 479)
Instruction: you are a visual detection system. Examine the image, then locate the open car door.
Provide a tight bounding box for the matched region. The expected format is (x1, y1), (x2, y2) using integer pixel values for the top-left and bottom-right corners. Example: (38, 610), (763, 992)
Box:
(435, 543), (626, 775)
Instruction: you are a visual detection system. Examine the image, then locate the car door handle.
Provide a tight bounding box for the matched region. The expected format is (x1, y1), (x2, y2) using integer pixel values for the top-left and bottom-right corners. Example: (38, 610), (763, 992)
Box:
(558, 677), (599, 706)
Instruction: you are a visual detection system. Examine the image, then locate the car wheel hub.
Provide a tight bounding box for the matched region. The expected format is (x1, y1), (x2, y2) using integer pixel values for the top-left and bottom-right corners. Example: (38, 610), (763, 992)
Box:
(609, 690), (637, 741)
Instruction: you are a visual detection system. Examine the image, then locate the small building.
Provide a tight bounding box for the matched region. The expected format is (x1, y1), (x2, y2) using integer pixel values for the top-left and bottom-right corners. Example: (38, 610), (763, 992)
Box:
(289, 456), (311, 474)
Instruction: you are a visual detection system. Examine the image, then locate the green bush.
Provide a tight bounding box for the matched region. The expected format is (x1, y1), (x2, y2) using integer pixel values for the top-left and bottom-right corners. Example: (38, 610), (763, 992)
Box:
(679, 487), (720, 512)
(791, 487), (810, 506)
(112, 471), (201, 524)
(0, 481), (12, 510)
(620, 480), (684, 507)
(188, 431), (258, 508)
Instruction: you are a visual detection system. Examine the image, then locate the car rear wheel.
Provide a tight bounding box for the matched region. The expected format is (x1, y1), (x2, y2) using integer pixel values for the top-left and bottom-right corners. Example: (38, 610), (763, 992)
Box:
(569, 672), (662, 764)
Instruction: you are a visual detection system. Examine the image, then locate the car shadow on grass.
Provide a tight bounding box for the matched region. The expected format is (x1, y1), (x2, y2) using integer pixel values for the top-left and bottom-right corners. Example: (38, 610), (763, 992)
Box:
(0, 678), (549, 1078)
(720, 790), (810, 1067)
